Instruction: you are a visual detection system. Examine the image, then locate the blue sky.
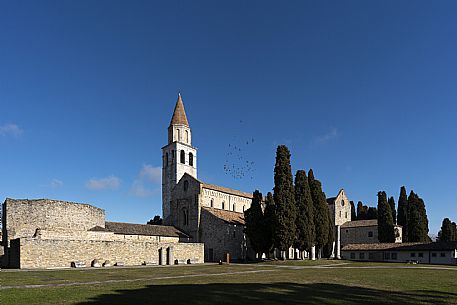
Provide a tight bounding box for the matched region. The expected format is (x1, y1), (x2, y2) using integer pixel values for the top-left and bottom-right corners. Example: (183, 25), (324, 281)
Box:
(1, 1), (456, 235)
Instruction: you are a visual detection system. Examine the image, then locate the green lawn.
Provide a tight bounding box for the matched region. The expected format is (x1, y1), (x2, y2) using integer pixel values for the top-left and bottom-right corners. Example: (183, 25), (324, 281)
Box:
(1, 262), (456, 305)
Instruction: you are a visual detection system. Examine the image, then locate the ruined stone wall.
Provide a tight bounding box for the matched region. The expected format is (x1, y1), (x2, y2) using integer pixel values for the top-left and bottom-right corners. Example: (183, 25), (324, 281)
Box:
(3, 199), (105, 244)
(18, 237), (203, 269)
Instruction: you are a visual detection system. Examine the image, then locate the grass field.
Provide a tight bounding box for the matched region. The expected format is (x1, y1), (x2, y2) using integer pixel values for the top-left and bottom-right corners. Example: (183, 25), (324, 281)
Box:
(1, 261), (457, 305)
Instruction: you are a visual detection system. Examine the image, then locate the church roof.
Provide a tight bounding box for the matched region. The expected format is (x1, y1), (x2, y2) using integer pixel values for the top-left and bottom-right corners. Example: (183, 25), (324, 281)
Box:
(170, 93), (189, 126)
(103, 221), (189, 238)
(202, 183), (253, 198)
(341, 219), (378, 228)
(202, 207), (245, 225)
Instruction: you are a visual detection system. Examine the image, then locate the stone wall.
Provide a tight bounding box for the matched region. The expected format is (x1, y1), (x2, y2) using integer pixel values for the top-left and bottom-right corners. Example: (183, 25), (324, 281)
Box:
(17, 237), (204, 269)
(341, 224), (402, 246)
(199, 209), (247, 262)
(201, 188), (252, 213)
(3, 199), (105, 245)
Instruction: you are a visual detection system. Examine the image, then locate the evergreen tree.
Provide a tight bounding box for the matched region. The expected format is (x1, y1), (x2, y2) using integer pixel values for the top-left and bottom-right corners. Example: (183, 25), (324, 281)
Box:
(273, 145), (297, 256)
(407, 191), (430, 242)
(438, 218), (456, 242)
(294, 170), (315, 253)
(308, 169), (329, 255)
(388, 196), (397, 224)
(357, 201), (368, 220)
(397, 186), (409, 242)
(244, 190), (266, 259)
(377, 191), (395, 242)
(366, 207), (378, 220)
(263, 192), (276, 255)
(147, 215), (163, 225)
(350, 201), (357, 220)
(323, 210), (335, 258)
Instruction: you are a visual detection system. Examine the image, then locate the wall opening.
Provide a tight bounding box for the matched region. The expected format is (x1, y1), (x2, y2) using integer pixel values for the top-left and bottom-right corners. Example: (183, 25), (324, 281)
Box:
(180, 150), (185, 164)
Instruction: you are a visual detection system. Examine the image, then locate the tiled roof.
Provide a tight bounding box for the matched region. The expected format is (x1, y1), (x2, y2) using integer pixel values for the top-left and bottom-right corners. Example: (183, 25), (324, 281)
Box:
(104, 222), (189, 238)
(326, 197), (336, 204)
(170, 94), (189, 126)
(341, 219), (378, 228)
(202, 207), (245, 225)
(202, 183), (253, 198)
(342, 242), (457, 251)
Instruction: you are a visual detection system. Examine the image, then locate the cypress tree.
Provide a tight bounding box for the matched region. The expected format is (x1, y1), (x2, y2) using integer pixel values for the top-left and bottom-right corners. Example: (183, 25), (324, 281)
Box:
(273, 145), (297, 257)
(388, 196), (397, 224)
(244, 190), (266, 259)
(366, 207), (378, 220)
(308, 169), (329, 255)
(453, 222), (457, 241)
(350, 201), (357, 221)
(357, 201), (368, 220)
(438, 218), (456, 242)
(294, 170), (315, 253)
(377, 191), (395, 242)
(407, 191), (429, 242)
(323, 210), (335, 258)
(263, 192), (275, 255)
(397, 186), (409, 242)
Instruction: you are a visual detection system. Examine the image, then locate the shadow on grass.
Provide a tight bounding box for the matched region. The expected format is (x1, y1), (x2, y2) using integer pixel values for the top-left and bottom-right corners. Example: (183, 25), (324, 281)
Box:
(75, 282), (455, 305)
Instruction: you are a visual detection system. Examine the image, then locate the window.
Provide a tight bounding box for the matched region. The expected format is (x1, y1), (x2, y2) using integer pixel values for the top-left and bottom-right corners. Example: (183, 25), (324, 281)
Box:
(180, 150), (185, 164)
(189, 152), (194, 166)
(359, 253), (365, 259)
(384, 253), (390, 260)
(368, 231), (373, 238)
(165, 153), (168, 166)
(185, 130), (189, 143)
(232, 204), (236, 211)
(243, 205), (245, 212)
(341, 200), (345, 206)
(418, 253), (423, 258)
(345, 212), (348, 219)
(183, 180), (189, 191)
(350, 253), (355, 259)
(182, 209), (188, 226)
(440, 253), (446, 257)
(222, 201), (225, 210)
(410, 253), (416, 258)
(339, 211), (342, 218)
(233, 231), (236, 238)
(391, 253), (398, 260)
(368, 252), (374, 260)
(177, 129), (180, 141)
(210, 199), (214, 208)
(171, 150), (175, 163)
(432, 253), (437, 257)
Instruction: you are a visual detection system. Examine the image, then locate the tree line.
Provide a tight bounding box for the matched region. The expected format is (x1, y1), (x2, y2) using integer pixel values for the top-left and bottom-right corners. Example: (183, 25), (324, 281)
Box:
(438, 218), (457, 242)
(245, 145), (334, 260)
(377, 186), (430, 243)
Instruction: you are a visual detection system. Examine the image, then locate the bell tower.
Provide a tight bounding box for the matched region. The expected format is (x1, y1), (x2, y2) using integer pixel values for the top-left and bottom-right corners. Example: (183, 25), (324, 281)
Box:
(162, 93), (197, 223)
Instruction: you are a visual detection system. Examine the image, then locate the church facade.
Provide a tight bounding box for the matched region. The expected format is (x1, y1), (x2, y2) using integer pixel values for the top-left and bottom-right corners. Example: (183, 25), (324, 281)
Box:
(163, 94), (254, 262)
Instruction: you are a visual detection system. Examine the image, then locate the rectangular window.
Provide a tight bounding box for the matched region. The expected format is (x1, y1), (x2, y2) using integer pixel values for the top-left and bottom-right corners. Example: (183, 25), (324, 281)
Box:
(345, 212), (348, 218)
(384, 253), (390, 260)
(368, 231), (373, 238)
(418, 253), (424, 258)
(350, 253), (355, 259)
(411, 253), (416, 257)
(359, 253), (365, 259)
(368, 252), (374, 260)
(440, 253), (446, 257)
(391, 253), (398, 260)
(432, 253), (437, 257)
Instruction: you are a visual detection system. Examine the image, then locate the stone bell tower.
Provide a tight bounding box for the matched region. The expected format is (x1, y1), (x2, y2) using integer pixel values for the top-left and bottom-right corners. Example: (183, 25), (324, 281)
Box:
(162, 93), (197, 223)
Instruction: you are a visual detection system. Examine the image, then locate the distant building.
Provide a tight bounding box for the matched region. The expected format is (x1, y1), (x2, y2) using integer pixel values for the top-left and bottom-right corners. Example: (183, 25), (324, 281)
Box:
(341, 242), (457, 265)
(341, 219), (403, 246)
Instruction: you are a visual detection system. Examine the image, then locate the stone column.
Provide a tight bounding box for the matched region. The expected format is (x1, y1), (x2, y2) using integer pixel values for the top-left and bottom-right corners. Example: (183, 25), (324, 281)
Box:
(336, 225), (341, 259)
(168, 246), (174, 265)
(310, 245), (316, 260)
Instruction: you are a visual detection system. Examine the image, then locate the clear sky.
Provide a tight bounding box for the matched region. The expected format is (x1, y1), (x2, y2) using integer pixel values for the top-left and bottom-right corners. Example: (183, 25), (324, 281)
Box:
(1, 1), (456, 235)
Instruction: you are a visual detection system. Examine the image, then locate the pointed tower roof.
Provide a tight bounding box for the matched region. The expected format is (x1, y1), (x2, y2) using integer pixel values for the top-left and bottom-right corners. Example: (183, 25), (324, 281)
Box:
(169, 93), (189, 126)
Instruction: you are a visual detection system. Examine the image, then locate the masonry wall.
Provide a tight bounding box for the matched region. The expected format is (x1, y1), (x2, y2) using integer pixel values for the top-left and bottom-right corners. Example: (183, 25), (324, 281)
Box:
(3, 199), (105, 244)
(199, 209), (247, 262)
(18, 237), (204, 269)
(201, 188), (252, 213)
(341, 225), (378, 246)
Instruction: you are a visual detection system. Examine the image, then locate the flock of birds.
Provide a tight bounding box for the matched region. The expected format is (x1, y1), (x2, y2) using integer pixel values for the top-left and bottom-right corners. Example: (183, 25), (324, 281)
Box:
(223, 137), (256, 180)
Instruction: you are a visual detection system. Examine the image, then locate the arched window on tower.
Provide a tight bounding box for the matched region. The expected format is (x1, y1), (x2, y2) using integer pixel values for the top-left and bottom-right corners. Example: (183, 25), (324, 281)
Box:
(189, 152), (194, 166)
(222, 201), (225, 210)
(232, 203), (236, 211)
(182, 208), (188, 226)
(185, 130), (189, 143)
(176, 129), (180, 142)
(210, 199), (214, 208)
(180, 150), (185, 164)
(165, 153), (168, 167)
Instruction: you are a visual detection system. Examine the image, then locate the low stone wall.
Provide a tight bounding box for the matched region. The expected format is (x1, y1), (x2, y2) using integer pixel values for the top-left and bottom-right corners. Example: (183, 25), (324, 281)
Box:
(18, 237), (204, 269)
